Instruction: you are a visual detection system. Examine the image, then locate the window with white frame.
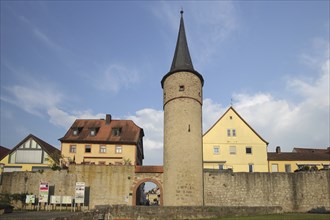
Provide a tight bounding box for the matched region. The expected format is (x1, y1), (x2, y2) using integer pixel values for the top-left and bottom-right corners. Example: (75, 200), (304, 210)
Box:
(229, 146), (236, 155)
(285, 164), (291, 172)
(271, 164), (278, 172)
(213, 146), (220, 155)
(99, 146), (106, 153)
(115, 146), (122, 154)
(69, 145), (76, 153)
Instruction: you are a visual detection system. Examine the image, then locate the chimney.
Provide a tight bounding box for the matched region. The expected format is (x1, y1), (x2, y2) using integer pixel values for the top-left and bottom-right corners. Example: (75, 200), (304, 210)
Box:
(276, 146), (281, 154)
(106, 114), (111, 125)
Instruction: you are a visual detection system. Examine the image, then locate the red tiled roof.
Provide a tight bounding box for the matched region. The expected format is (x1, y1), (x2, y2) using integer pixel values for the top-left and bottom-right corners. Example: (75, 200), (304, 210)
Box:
(268, 152), (330, 161)
(59, 118), (144, 145)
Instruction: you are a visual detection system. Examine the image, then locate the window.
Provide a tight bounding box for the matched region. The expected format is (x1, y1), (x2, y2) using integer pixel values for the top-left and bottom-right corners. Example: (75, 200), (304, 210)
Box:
(271, 164), (278, 172)
(285, 164), (291, 172)
(227, 129), (231, 137)
(179, 85), (185, 91)
(90, 130), (96, 136)
(246, 147), (252, 154)
(99, 146), (106, 153)
(219, 164), (224, 170)
(115, 146), (122, 154)
(85, 145), (91, 153)
(249, 164), (254, 172)
(229, 146), (236, 155)
(73, 129), (78, 136)
(69, 145), (76, 153)
(232, 129), (236, 137)
(112, 127), (122, 136)
(213, 146), (220, 155)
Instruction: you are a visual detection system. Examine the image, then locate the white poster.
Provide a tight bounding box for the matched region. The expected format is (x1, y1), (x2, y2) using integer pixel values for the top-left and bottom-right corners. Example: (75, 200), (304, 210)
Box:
(62, 196), (72, 204)
(50, 195), (61, 204)
(75, 182), (85, 204)
(26, 195), (36, 204)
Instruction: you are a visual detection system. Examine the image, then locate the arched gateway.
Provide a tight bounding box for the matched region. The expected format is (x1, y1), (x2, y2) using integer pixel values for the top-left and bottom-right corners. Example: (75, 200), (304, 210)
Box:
(132, 166), (164, 206)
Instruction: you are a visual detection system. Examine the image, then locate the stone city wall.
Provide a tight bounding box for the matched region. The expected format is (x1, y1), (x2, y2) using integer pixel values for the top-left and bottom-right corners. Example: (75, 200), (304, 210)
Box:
(1, 165), (329, 214)
(204, 170), (330, 212)
(0, 165), (135, 208)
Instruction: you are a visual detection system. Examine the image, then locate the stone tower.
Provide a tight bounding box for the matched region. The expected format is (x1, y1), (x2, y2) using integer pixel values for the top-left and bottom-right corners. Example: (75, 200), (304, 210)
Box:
(161, 11), (204, 206)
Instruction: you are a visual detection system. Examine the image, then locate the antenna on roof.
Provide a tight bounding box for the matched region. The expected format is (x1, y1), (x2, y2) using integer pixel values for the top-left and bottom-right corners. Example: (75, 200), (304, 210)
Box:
(230, 98), (233, 107)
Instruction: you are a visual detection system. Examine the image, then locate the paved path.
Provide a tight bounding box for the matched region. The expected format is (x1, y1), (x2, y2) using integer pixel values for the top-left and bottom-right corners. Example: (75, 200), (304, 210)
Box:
(0, 211), (82, 220)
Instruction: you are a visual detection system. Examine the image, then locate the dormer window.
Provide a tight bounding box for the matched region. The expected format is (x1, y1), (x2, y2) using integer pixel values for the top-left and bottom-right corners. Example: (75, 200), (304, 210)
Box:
(89, 127), (99, 136)
(72, 127), (82, 136)
(112, 127), (122, 136)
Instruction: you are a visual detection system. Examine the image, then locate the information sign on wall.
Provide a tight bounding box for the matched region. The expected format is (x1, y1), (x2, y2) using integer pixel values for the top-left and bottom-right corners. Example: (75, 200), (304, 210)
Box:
(38, 182), (49, 203)
(75, 182), (85, 204)
(26, 195), (36, 204)
(50, 195), (61, 204)
(62, 196), (72, 204)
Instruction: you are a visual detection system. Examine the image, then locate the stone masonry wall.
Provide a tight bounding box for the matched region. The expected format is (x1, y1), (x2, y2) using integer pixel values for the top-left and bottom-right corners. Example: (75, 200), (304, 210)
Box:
(1, 165), (329, 213)
(0, 165), (135, 208)
(204, 170), (330, 212)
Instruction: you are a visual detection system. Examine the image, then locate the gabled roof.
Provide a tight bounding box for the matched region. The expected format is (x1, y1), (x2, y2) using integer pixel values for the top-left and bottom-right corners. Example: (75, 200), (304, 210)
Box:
(203, 106), (269, 145)
(268, 152), (330, 161)
(161, 10), (204, 88)
(292, 147), (330, 154)
(7, 134), (61, 162)
(59, 117), (144, 145)
(0, 146), (10, 161)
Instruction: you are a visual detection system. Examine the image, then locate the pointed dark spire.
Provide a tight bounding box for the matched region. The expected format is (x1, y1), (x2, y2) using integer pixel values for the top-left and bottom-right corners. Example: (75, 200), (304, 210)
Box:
(170, 10), (194, 72)
(161, 10), (204, 88)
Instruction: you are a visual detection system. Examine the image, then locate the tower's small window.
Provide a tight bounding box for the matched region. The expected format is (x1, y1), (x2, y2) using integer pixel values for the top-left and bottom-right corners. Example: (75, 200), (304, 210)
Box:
(179, 85), (185, 91)
(230, 116), (233, 120)
(232, 129), (236, 137)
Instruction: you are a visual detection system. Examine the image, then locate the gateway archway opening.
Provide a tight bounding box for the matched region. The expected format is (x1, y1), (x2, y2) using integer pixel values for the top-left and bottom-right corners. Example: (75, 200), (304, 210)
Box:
(134, 179), (163, 206)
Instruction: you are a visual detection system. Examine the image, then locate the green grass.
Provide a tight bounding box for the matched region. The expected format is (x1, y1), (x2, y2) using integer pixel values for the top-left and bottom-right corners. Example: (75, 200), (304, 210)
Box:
(201, 213), (330, 220)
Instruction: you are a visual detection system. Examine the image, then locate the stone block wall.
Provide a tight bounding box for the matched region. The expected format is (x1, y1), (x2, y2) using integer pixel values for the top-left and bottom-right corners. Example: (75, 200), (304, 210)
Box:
(0, 165), (135, 208)
(204, 170), (330, 212)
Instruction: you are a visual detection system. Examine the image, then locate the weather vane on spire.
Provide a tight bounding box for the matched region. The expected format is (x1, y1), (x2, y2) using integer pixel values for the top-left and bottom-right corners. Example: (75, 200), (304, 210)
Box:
(180, 7), (184, 15)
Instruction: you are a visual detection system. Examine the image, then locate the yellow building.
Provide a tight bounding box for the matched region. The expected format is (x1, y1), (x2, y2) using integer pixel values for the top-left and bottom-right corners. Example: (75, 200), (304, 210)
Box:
(203, 106), (269, 172)
(0, 134), (61, 172)
(268, 146), (330, 172)
(59, 114), (144, 166)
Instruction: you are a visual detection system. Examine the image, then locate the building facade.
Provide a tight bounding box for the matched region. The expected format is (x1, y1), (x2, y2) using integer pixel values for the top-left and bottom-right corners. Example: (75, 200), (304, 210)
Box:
(203, 107), (269, 172)
(162, 11), (204, 206)
(268, 146), (330, 172)
(0, 134), (61, 172)
(60, 114), (144, 166)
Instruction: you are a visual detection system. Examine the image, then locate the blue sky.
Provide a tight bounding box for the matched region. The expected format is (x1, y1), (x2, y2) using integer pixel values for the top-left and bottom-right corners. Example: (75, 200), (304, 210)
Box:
(1, 1), (329, 165)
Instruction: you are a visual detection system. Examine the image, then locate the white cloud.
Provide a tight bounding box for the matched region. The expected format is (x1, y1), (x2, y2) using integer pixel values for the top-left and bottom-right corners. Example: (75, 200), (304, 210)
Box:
(93, 64), (140, 93)
(126, 108), (163, 150)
